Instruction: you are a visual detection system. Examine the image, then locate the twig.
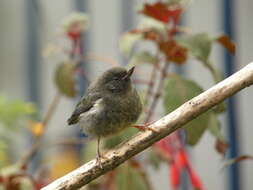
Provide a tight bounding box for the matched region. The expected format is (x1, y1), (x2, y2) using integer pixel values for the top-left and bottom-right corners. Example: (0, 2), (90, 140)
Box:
(132, 78), (152, 86)
(42, 92), (61, 128)
(145, 61), (170, 123)
(42, 62), (253, 190)
(83, 53), (120, 67)
(144, 63), (158, 105)
(202, 60), (223, 83)
(19, 92), (61, 167)
(143, 52), (161, 108)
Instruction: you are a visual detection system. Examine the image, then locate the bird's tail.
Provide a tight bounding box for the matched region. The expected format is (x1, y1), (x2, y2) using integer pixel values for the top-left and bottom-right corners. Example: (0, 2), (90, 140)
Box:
(67, 115), (79, 125)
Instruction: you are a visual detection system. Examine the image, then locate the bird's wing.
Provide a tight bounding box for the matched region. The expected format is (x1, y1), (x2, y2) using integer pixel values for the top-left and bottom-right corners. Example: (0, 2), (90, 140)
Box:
(67, 93), (102, 125)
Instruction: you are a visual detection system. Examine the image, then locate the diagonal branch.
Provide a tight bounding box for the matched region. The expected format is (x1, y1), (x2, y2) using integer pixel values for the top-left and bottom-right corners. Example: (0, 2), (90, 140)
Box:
(42, 62), (253, 190)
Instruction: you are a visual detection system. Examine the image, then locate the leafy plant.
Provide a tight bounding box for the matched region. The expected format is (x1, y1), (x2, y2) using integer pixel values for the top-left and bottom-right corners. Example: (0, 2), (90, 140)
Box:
(1, 1), (245, 190)
(0, 95), (36, 130)
(117, 1), (235, 189)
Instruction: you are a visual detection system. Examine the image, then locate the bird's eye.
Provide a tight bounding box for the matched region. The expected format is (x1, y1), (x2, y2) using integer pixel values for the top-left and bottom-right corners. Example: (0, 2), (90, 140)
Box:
(112, 77), (120, 81)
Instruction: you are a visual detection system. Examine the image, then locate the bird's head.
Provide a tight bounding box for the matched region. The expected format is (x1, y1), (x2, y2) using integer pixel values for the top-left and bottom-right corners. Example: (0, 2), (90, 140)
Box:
(97, 66), (135, 94)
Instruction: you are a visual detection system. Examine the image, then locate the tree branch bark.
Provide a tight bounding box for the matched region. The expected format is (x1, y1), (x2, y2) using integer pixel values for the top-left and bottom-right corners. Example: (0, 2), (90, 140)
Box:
(42, 62), (253, 190)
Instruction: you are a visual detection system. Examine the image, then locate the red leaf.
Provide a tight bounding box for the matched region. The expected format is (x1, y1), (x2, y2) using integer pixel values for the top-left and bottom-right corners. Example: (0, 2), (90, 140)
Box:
(0, 175), (3, 183)
(129, 159), (141, 169)
(67, 31), (81, 41)
(143, 30), (161, 41)
(215, 139), (229, 155)
(233, 155), (253, 162)
(167, 7), (182, 25)
(141, 2), (171, 23)
(223, 155), (253, 169)
(159, 40), (188, 64)
(35, 182), (47, 190)
(170, 162), (180, 189)
(216, 35), (236, 55)
(140, 2), (182, 24)
(6, 175), (21, 190)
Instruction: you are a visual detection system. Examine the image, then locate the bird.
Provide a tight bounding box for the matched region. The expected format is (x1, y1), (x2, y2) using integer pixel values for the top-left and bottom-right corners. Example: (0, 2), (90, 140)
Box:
(67, 66), (144, 168)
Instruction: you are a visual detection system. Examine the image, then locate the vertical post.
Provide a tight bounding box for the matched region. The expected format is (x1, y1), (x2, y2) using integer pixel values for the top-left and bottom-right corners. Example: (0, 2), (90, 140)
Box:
(120, 0), (134, 65)
(176, 17), (188, 190)
(222, 0), (241, 190)
(74, 0), (89, 96)
(25, 0), (41, 105)
(25, 0), (41, 171)
(73, 0), (89, 152)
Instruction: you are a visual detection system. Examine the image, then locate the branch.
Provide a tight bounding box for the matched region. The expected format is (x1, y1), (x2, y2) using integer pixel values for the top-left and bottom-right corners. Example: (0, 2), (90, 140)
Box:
(42, 62), (253, 190)
(19, 92), (61, 167)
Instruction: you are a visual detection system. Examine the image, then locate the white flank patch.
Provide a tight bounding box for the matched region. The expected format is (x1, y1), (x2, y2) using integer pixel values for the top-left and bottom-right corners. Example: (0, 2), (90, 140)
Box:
(80, 98), (103, 117)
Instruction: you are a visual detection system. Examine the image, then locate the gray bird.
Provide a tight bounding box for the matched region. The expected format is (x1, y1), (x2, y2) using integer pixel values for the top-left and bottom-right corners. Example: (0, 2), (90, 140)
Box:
(67, 66), (142, 167)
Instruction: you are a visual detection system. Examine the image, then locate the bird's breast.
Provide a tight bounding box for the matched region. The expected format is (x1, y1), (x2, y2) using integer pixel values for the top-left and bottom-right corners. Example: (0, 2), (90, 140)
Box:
(78, 89), (142, 137)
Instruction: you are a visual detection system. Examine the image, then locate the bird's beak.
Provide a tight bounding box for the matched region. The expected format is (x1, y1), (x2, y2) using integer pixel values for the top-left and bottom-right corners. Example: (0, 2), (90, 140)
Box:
(123, 67), (135, 80)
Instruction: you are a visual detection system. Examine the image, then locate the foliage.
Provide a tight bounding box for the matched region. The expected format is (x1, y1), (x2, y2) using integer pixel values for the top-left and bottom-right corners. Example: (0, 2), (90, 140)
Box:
(0, 96), (41, 189)
(0, 95), (36, 130)
(2, 1), (248, 190)
(163, 74), (211, 145)
(117, 1), (236, 189)
(54, 61), (77, 97)
(0, 95), (37, 169)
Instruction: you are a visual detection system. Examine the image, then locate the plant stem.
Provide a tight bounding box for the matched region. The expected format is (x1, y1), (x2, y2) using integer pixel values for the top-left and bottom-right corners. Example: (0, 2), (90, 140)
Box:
(42, 92), (61, 128)
(144, 64), (158, 106)
(144, 61), (170, 123)
(19, 92), (61, 167)
(203, 60), (222, 83)
(129, 159), (154, 190)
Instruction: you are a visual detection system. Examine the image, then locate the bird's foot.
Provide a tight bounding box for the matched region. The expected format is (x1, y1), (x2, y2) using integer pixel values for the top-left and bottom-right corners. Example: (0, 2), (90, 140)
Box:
(95, 154), (108, 169)
(133, 122), (158, 133)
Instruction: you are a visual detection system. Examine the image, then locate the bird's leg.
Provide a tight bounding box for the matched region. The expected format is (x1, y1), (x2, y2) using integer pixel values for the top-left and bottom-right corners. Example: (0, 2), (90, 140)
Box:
(95, 136), (107, 169)
(96, 136), (103, 168)
(132, 122), (158, 132)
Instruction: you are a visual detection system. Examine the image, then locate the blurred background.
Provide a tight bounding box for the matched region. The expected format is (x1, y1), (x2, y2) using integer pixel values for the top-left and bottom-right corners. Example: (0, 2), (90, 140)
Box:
(0, 0), (252, 190)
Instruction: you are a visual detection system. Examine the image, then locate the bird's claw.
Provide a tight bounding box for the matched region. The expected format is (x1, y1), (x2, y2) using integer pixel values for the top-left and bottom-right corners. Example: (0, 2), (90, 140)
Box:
(133, 123), (158, 133)
(96, 156), (103, 169)
(96, 154), (108, 169)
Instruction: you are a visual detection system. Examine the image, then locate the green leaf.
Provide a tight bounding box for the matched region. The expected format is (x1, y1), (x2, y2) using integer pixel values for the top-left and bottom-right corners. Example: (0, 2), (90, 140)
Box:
(177, 33), (212, 62)
(54, 61), (77, 98)
(138, 17), (167, 34)
(129, 51), (158, 66)
(163, 74), (210, 145)
(119, 33), (143, 57)
(82, 140), (97, 162)
(208, 112), (225, 141)
(19, 177), (35, 190)
(82, 128), (138, 162)
(147, 148), (162, 169)
(0, 163), (22, 176)
(213, 102), (226, 113)
(104, 128), (138, 149)
(0, 140), (8, 168)
(0, 95), (36, 129)
(116, 163), (149, 190)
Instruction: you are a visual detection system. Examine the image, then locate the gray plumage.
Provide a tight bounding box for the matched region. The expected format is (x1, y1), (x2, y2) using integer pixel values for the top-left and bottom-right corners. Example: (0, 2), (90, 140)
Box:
(67, 66), (142, 138)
